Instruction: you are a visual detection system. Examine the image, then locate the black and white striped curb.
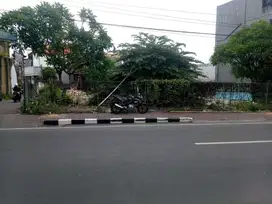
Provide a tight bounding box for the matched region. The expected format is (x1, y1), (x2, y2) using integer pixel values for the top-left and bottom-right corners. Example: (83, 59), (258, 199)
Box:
(43, 117), (193, 126)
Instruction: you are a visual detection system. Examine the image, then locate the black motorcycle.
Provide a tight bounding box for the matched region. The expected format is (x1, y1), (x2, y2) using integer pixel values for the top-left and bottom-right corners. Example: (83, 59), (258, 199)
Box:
(110, 93), (148, 114)
(12, 90), (22, 103)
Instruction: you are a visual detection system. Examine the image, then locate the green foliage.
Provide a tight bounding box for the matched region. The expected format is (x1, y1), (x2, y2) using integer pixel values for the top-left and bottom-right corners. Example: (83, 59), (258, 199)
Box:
(0, 93), (12, 100)
(22, 81), (73, 114)
(0, 3), (112, 84)
(206, 101), (268, 112)
(0, 2), (74, 55)
(21, 100), (62, 115)
(232, 102), (266, 112)
(44, 8), (113, 81)
(135, 79), (205, 108)
(117, 33), (203, 81)
(41, 67), (57, 82)
(211, 20), (272, 82)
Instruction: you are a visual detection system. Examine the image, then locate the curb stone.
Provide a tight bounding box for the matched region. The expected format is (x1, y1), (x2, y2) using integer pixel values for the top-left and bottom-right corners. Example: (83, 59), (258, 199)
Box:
(43, 117), (194, 126)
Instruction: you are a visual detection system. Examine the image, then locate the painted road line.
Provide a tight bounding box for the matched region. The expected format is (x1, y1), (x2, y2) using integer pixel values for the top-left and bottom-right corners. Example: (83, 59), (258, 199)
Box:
(195, 140), (272, 145)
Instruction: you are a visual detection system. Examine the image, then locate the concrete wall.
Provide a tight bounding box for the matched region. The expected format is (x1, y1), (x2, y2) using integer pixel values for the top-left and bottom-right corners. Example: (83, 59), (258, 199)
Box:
(215, 0), (272, 82)
(198, 64), (216, 82)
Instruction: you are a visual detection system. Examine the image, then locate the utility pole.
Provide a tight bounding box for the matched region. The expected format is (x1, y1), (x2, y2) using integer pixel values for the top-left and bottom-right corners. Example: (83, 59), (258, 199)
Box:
(22, 53), (27, 109)
(243, 0), (247, 25)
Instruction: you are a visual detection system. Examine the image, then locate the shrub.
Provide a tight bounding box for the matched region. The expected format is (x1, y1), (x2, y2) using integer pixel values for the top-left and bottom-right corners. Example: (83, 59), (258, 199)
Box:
(0, 93), (12, 100)
(60, 92), (73, 105)
(22, 99), (62, 115)
(206, 101), (225, 111)
(135, 79), (206, 108)
(232, 102), (265, 112)
(22, 81), (73, 114)
(41, 67), (57, 82)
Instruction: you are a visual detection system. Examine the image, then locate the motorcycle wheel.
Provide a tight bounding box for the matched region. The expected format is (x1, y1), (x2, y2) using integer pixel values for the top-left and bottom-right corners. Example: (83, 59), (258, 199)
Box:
(110, 104), (122, 114)
(137, 104), (148, 114)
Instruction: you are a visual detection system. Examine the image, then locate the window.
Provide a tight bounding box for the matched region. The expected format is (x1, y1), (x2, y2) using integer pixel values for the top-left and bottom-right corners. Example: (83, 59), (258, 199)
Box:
(263, 0), (272, 8)
(217, 15), (228, 23)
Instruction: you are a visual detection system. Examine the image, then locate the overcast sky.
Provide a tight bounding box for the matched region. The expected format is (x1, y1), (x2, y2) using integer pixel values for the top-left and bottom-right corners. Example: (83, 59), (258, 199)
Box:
(1, 0), (231, 63)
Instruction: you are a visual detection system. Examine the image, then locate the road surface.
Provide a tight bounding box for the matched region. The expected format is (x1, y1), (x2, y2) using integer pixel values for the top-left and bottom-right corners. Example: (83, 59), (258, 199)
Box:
(1, 122), (272, 204)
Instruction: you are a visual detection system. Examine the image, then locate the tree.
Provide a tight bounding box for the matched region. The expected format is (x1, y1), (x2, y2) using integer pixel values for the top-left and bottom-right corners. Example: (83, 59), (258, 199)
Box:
(0, 2), (74, 55)
(45, 8), (113, 84)
(0, 2), (75, 83)
(211, 20), (272, 82)
(116, 32), (203, 81)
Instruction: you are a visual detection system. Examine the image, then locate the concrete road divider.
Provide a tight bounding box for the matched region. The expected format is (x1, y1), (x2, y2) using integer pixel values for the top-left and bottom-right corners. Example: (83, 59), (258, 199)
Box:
(43, 117), (193, 126)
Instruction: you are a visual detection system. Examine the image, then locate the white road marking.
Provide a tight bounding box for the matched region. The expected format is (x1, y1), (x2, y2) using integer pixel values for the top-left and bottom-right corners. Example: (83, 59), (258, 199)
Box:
(0, 120), (272, 131)
(58, 119), (72, 126)
(195, 140), (272, 145)
(85, 118), (97, 124)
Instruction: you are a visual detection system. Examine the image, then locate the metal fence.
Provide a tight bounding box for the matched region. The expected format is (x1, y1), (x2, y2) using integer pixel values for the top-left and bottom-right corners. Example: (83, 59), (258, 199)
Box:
(25, 79), (272, 110)
(86, 81), (272, 110)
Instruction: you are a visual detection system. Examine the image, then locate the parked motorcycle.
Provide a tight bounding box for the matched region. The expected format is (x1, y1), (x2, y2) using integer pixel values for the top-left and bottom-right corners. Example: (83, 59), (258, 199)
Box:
(110, 93), (148, 114)
(12, 91), (22, 103)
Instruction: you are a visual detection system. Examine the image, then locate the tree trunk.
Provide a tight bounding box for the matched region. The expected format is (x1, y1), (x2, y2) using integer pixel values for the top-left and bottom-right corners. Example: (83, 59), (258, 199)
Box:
(57, 72), (62, 84)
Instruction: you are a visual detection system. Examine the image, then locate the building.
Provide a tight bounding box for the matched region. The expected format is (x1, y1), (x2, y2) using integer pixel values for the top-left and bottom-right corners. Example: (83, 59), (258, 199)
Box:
(215, 0), (272, 82)
(0, 30), (16, 94)
(24, 53), (71, 84)
(198, 63), (216, 82)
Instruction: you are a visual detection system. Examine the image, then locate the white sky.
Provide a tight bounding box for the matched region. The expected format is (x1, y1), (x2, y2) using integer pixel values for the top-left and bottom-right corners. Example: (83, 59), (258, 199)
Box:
(1, 0), (231, 63)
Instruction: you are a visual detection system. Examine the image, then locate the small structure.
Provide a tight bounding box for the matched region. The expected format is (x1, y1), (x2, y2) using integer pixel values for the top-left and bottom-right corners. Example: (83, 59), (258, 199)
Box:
(0, 30), (16, 94)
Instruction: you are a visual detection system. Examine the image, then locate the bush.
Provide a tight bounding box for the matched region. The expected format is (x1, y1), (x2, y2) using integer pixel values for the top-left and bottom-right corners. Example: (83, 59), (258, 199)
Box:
(206, 101), (226, 111)
(232, 102), (266, 112)
(41, 67), (57, 82)
(60, 92), (73, 105)
(135, 79), (206, 108)
(22, 99), (63, 115)
(0, 93), (12, 100)
(22, 81), (73, 114)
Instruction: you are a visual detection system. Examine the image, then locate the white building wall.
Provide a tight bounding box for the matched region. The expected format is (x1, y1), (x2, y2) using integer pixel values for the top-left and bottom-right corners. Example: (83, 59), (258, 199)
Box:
(198, 64), (215, 82)
(215, 0), (272, 83)
(25, 55), (70, 84)
(10, 64), (17, 88)
(33, 56), (48, 67)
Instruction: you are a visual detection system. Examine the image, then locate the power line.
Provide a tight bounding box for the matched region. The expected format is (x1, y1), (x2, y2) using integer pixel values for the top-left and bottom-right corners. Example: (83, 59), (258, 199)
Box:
(0, 7), (251, 38)
(93, 9), (235, 27)
(83, 21), (230, 37)
(61, 0), (238, 26)
(0, 6), (238, 28)
(89, 0), (218, 16)
(86, 6), (237, 26)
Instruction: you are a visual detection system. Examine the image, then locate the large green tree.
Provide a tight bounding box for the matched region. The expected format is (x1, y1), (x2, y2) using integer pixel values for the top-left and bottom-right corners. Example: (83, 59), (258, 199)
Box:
(116, 33), (203, 81)
(0, 2), (74, 55)
(0, 3), (113, 84)
(45, 8), (113, 83)
(0, 2), (75, 83)
(211, 20), (272, 82)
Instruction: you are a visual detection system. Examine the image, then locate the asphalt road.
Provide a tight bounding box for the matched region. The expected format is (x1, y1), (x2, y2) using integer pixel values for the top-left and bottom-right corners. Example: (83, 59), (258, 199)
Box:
(1, 123), (272, 204)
